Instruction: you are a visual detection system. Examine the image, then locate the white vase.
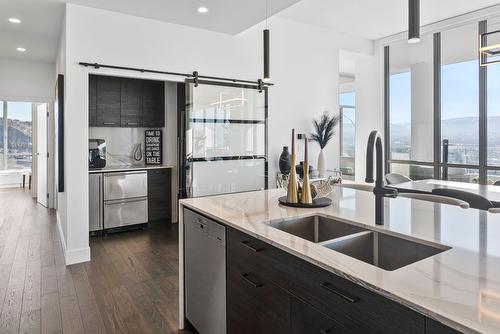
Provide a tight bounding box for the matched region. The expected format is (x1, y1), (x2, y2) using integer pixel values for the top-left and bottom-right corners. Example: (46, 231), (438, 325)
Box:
(317, 149), (326, 177)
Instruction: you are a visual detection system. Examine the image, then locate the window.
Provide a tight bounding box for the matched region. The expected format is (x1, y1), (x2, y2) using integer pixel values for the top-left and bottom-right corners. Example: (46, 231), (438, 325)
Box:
(488, 51), (500, 167)
(0, 101), (33, 171)
(441, 24), (479, 166)
(388, 36), (434, 165)
(389, 72), (411, 160)
(339, 92), (355, 178)
(385, 21), (496, 184)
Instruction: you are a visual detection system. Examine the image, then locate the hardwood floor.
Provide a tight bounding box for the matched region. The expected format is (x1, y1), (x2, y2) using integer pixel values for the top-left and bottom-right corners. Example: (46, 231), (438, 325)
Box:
(0, 188), (184, 334)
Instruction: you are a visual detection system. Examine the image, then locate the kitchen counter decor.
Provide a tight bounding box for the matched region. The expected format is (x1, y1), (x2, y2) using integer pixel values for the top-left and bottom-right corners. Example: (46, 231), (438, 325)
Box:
(281, 129), (332, 208)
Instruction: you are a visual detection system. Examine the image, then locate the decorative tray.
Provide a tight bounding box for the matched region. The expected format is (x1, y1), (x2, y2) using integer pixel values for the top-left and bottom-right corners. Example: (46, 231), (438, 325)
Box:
(278, 196), (332, 208)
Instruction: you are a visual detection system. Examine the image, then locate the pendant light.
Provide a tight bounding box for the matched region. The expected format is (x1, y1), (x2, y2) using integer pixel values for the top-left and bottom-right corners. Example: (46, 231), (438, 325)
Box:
(408, 0), (420, 44)
(263, 0), (270, 82)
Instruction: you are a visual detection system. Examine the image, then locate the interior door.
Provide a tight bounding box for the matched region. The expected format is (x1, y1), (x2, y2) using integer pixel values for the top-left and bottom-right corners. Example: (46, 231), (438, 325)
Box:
(36, 103), (48, 207)
(181, 80), (268, 198)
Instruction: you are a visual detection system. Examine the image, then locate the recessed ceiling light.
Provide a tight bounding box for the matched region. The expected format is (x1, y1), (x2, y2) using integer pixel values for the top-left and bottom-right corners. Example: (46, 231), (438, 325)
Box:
(8, 18), (21, 24)
(197, 6), (208, 13)
(16, 47), (26, 52)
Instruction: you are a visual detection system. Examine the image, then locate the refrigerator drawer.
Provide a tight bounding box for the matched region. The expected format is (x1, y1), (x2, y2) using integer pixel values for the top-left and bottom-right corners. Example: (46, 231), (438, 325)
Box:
(104, 171), (147, 200)
(104, 197), (148, 229)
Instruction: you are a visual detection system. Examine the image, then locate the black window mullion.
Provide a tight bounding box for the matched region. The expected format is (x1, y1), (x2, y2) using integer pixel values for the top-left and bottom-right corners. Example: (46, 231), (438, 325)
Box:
(384, 46), (390, 174)
(433, 32), (442, 179)
(479, 20), (488, 184)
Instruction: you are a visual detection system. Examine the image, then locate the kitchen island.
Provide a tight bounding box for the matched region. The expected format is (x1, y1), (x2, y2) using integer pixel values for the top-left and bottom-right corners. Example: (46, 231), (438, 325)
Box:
(179, 188), (500, 333)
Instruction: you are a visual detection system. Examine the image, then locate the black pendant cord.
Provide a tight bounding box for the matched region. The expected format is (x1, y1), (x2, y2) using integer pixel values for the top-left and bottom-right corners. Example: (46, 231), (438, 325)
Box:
(263, 0), (270, 81)
(78, 62), (273, 87)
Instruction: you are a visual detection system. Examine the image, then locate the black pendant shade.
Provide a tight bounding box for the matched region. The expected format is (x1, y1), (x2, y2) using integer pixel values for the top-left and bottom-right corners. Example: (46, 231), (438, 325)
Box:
(408, 0), (420, 44)
(263, 28), (270, 81)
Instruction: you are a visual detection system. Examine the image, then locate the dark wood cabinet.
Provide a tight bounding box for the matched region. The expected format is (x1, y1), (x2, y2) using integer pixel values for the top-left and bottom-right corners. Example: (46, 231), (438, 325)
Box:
(426, 318), (463, 334)
(96, 75), (121, 127)
(120, 78), (143, 127)
(227, 236), (290, 334)
(89, 75), (165, 128)
(226, 226), (429, 334)
(290, 297), (349, 334)
(89, 75), (97, 126)
(286, 253), (425, 333)
(142, 80), (165, 128)
(147, 169), (171, 222)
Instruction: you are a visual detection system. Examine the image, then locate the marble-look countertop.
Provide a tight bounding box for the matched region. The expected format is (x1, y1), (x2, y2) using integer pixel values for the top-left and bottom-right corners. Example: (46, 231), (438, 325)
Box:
(88, 164), (174, 173)
(179, 188), (500, 334)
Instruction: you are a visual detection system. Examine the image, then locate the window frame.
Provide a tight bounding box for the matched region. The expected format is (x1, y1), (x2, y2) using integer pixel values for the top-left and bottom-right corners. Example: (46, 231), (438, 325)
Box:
(384, 20), (500, 185)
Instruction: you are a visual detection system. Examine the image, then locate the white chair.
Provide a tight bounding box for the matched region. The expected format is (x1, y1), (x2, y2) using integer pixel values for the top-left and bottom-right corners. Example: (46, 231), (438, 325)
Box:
(385, 173), (412, 185)
(398, 193), (469, 209)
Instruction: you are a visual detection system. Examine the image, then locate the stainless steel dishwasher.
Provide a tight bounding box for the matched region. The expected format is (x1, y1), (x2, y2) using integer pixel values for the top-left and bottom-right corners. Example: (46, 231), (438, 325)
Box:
(184, 208), (226, 334)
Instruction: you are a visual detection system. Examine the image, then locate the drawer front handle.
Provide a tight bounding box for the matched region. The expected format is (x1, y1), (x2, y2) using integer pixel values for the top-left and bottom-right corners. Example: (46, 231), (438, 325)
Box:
(241, 273), (263, 288)
(320, 282), (359, 303)
(126, 122), (138, 125)
(240, 240), (263, 252)
(103, 122), (117, 125)
(320, 329), (331, 334)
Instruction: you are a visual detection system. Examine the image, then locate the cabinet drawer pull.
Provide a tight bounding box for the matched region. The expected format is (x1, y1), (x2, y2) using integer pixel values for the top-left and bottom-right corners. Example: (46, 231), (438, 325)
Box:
(320, 329), (331, 334)
(241, 273), (263, 288)
(320, 282), (359, 303)
(240, 240), (263, 252)
(103, 122), (117, 125)
(126, 122), (138, 125)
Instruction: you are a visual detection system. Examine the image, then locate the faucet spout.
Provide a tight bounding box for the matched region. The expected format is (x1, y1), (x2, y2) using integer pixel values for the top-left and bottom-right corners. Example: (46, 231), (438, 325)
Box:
(365, 130), (397, 225)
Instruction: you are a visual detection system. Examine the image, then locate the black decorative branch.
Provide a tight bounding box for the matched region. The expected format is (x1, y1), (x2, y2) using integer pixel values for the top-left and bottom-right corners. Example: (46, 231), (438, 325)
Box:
(310, 111), (339, 149)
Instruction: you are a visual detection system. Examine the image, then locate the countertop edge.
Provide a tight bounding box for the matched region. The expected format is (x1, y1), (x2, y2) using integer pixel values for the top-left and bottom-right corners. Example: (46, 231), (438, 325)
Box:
(88, 165), (174, 173)
(179, 201), (477, 334)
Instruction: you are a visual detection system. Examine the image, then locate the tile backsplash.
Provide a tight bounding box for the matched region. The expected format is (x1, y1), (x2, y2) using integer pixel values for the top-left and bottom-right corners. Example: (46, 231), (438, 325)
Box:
(89, 127), (153, 166)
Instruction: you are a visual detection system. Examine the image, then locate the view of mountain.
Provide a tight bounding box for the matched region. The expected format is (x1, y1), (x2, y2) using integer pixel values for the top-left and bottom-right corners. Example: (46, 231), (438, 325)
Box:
(391, 116), (500, 146)
(0, 117), (32, 153)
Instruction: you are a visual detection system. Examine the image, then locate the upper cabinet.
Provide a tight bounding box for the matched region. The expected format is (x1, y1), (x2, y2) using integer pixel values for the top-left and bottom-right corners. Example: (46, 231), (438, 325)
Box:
(89, 74), (165, 128)
(96, 75), (121, 127)
(120, 78), (143, 127)
(142, 80), (165, 128)
(89, 75), (98, 127)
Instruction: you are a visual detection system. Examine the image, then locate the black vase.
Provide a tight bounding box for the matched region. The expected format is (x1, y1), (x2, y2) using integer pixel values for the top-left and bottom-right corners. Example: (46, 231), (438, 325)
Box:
(279, 146), (291, 174)
(296, 161), (314, 179)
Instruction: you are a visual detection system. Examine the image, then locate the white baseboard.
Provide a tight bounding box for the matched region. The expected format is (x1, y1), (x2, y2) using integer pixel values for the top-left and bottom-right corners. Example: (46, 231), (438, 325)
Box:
(56, 213), (91, 265)
(64, 246), (91, 265)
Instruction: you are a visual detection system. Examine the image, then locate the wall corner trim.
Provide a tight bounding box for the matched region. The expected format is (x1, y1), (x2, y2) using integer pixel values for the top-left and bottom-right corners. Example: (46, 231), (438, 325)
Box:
(56, 213), (91, 265)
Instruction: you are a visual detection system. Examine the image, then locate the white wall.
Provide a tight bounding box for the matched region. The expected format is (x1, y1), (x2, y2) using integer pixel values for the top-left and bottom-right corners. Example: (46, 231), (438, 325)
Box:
(0, 58), (55, 101)
(339, 50), (382, 182)
(58, 3), (374, 264)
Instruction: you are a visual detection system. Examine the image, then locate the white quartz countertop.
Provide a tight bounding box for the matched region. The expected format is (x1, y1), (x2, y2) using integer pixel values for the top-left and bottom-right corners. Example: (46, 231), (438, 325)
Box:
(179, 187), (500, 334)
(88, 164), (174, 173)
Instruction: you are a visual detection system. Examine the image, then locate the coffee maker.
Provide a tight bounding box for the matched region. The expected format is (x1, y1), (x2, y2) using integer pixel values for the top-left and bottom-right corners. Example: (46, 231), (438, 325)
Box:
(89, 139), (106, 169)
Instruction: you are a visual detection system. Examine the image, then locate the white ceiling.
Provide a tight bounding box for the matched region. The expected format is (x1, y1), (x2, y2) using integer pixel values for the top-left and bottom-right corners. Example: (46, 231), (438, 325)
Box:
(0, 0), (65, 63)
(68, 0), (301, 34)
(279, 0), (500, 40)
(0, 0), (300, 63)
(2, 0), (500, 63)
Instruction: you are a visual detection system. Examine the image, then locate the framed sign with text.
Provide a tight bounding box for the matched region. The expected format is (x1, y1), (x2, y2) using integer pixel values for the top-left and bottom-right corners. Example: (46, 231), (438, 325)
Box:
(145, 130), (162, 165)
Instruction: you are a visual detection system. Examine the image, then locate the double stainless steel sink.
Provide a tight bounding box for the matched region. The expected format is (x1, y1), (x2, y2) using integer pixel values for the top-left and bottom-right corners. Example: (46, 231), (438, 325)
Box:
(269, 216), (450, 271)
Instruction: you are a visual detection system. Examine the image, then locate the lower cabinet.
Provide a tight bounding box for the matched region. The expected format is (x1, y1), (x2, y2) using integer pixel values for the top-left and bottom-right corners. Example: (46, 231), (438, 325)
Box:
(147, 169), (171, 222)
(225, 226), (463, 334)
(291, 297), (349, 334)
(227, 240), (290, 334)
(426, 318), (462, 334)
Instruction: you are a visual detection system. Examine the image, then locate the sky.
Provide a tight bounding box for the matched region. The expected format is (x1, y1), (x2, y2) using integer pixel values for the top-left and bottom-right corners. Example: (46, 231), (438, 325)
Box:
(390, 59), (500, 124)
(0, 102), (32, 122)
